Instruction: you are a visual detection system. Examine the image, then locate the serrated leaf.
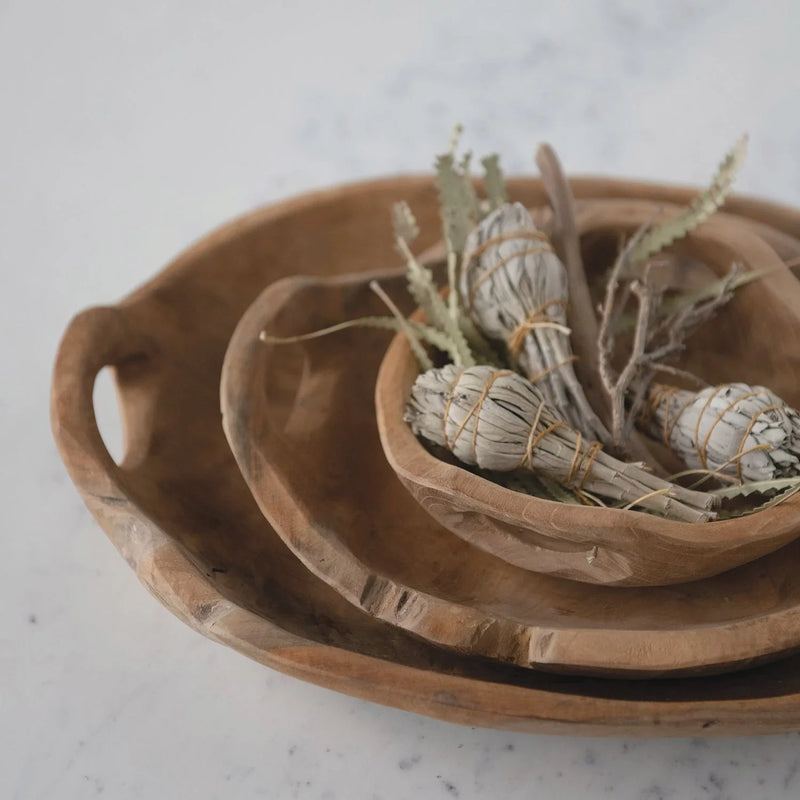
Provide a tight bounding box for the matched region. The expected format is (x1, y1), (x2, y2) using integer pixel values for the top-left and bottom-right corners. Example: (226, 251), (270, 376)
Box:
(369, 280), (432, 370)
(435, 153), (479, 254)
(456, 306), (504, 367)
(395, 233), (475, 368)
(711, 476), (800, 499)
(747, 483), (800, 512)
(391, 201), (419, 245)
(481, 154), (507, 211)
(458, 150), (481, 219)
(629, 135), (748, 266)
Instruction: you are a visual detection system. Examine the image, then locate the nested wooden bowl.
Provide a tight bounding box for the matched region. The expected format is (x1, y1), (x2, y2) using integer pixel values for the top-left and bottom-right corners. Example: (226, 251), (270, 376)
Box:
(376, 198), (800, 587)
(53, 175), (800, 734)
(226, 260), (800, 678)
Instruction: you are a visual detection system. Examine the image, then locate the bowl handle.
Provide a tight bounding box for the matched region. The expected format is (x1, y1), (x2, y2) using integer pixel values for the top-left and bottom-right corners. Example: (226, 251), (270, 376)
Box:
(50, 305), (154, 504)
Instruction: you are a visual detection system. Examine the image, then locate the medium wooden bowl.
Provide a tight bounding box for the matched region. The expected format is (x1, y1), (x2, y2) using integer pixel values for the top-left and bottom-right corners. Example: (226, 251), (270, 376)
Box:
(53, 175), (800, 734)
(376, 198), (800, 587)
(225, 262), (800, 678)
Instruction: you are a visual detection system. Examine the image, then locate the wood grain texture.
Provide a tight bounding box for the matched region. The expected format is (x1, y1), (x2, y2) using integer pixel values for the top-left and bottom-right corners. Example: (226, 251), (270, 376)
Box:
(53, 175), (800, 734)
(378, 198), (800, 586)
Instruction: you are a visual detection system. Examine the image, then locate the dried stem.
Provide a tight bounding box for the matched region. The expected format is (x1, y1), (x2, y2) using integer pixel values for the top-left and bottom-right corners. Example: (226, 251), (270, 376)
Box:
(598, 222), (662, 449)
(369, 280), (432, 371)
(537, 144), (670, 470)
(599, 227), (740, 450)
(535, 143), (609, 427)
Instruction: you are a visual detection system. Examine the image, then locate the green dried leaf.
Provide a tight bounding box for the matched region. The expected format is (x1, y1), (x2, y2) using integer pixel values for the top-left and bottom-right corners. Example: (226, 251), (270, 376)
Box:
(747, 484), (800, 513)
(459, 151), (481, 219)
(391, 201), (419, 245)
(629, 135), (748, 266)
(456, 306), (504, 367)
(435, 152), (479, 254)
(395, 233), (475, 368)
(712, 477), (800, 519)
(369, 280), (432, 370)
(710, 476), (800, 500)
(481, 154), (507, 211)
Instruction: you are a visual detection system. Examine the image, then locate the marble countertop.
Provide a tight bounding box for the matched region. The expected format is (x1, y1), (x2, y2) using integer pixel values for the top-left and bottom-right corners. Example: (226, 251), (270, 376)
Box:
(6, 1), (800, 797)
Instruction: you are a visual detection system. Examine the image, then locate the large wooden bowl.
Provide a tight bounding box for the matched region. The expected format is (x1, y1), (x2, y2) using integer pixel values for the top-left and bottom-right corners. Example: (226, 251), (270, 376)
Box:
(376, 199), (800, 587)
(53, 175), (800, 733)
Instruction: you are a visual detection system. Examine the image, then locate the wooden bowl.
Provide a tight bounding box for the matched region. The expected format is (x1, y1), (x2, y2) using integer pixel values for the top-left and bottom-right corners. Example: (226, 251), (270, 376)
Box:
(224, 262), (800, 677)
(53, 175), (800, 734)
(376, 198), (800, 587)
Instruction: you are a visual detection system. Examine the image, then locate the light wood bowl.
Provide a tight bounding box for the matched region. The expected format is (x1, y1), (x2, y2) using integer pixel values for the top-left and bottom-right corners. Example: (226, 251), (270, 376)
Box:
(225, 260), (800, 678)
(376, 198), (800, 587)
(53, 175), (800, 734)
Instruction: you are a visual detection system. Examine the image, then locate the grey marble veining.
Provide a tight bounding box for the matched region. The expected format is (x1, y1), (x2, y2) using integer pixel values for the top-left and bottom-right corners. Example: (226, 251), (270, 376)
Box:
(4, 0), (800, 797)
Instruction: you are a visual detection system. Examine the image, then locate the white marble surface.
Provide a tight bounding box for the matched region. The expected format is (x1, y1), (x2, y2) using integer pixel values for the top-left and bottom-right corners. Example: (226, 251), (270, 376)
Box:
(6, 1), (800, 797)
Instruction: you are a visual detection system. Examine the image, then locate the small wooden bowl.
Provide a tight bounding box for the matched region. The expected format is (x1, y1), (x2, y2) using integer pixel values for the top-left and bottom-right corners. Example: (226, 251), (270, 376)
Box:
(376, 198), (800, 587)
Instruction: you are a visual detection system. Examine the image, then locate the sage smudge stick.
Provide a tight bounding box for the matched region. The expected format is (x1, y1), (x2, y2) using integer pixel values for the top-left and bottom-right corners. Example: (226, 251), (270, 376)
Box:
(643, 382), (800, 483)
(406, 364), (717, 522)
(459, 203), (609, 442)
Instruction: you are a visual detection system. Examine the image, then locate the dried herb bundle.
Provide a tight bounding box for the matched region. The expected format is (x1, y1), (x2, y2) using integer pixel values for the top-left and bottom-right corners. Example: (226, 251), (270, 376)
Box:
(406, 364), (716, 521)
(644, 383), (800, 483)
(460, 203), (609, 441)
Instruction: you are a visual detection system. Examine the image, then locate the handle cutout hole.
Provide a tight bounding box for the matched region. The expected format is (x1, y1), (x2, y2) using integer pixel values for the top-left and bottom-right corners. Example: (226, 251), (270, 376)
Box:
(93, 367), (125, 466)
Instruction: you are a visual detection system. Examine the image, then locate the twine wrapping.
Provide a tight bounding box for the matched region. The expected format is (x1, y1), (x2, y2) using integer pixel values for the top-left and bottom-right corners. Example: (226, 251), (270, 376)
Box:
(644, 382), (800, 483)
(459, 202), (608, 442)
(406, 365), (716, 522)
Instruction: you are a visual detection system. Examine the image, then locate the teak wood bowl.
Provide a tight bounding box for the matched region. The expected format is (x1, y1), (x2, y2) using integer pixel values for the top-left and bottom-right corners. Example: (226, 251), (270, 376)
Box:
(376, 198), (800, 587)
(53, 175), (800, 734)
(225, 263), (800, 678)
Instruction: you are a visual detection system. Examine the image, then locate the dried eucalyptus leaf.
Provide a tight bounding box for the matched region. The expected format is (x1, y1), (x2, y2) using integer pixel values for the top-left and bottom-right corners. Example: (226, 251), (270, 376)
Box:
(406, 364), (716, 521)
(629, 136), (748, 266)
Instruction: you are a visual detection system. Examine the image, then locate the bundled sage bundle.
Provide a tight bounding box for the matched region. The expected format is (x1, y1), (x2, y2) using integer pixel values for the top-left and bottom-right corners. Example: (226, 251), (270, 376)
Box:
(406, 364), (717, 522)
(459, 203), (608, 442)
(644, 383), (800, 482)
